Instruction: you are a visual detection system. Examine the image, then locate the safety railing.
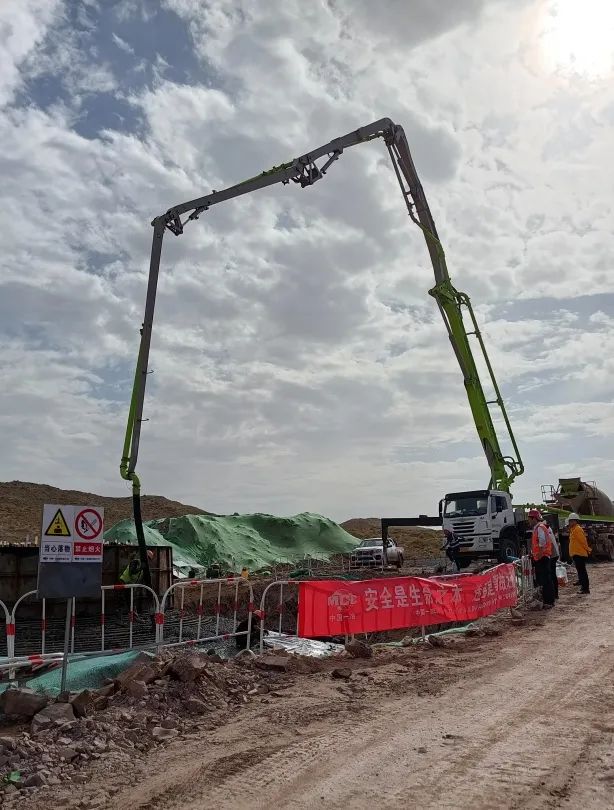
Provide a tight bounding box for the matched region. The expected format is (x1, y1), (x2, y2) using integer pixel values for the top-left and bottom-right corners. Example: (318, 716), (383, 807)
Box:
(100, 584), (160, 651)
(0, 598), (12, 660)
(9, 590), (72, 659)
(2, 576), (259, 675)
(258, 563), (526, 652)
(517, 555), (535, 606)
(264, 552), (453, 581)
(8, 585), (160, 662)
(258, 580), (299, 653)
(265, 556), (344, 579)
(3, 562), (530, 675)
(158, 576), (254, 649)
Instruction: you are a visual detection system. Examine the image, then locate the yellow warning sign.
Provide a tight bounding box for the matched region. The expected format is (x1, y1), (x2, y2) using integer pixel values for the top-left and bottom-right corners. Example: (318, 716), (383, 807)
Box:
(44, 508), (71, 537)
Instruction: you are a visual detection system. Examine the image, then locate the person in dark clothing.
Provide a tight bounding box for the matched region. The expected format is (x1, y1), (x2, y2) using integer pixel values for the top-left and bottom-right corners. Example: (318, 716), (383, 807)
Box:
(235, 610), (265, 650)
(534, 557), (554, 606)
(441, 529), (462, 572)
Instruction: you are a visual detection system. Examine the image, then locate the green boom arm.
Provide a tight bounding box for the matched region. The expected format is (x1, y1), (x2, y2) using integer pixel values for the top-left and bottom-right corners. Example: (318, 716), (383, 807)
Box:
(387, 131), (523, 493)
(122, 118), (523, 580)
(428, 281), (523, 492)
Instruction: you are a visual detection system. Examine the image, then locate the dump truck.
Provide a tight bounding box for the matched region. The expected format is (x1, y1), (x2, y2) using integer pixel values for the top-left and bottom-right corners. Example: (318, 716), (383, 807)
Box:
(542, 478), (614, 561)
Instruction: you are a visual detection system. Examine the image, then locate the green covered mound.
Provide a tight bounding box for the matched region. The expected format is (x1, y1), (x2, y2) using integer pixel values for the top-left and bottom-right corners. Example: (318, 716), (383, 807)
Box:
(104, 512), (358, 573)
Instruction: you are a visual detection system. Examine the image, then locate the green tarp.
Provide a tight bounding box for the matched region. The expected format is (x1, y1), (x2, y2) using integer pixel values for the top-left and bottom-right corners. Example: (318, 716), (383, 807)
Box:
(104, 512), (358, 573)
(0, 650), (146, 696)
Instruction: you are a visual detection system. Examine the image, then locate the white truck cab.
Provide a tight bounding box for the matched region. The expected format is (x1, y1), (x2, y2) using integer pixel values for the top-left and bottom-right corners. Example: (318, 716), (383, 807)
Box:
(441, 489), (524, 564)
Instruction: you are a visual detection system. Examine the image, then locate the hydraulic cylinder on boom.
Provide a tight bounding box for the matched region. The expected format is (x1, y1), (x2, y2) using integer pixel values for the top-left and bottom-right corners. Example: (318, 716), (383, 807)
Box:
(121, 118), (523, 579)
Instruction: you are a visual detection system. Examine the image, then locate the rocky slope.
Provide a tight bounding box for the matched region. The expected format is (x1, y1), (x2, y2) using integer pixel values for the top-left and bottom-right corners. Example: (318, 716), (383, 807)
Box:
(0, 481), (207, 545)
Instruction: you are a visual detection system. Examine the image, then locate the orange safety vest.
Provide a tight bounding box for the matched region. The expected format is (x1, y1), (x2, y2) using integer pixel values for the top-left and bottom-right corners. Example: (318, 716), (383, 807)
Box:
(531, 522), (553, 560)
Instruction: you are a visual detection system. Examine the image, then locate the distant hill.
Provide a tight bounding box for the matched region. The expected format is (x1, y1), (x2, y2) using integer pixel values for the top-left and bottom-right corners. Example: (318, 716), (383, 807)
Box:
(0, 481), (443, 559)
(340, 517), (442, 557)
(0, 481), (208, 545)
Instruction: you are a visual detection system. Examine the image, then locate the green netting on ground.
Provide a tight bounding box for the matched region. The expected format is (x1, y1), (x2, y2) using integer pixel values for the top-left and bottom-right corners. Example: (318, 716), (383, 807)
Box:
(104, 512), (358, 572)
(104, 520), (199, 573)
(0, 650), (150, 696)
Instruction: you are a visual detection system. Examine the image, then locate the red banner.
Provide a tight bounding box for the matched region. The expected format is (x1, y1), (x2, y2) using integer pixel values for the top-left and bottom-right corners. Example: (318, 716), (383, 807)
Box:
(297, 565), (517, 638)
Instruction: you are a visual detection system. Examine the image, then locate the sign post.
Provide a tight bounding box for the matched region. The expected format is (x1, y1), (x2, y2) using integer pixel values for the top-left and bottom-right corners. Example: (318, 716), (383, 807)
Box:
(37, 504), (105, 691)
(60, 599), (72, 694)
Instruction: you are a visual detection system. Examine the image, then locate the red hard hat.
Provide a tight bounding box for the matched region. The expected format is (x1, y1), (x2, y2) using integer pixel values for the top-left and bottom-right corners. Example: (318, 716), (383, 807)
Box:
(528, 509), (542, 520)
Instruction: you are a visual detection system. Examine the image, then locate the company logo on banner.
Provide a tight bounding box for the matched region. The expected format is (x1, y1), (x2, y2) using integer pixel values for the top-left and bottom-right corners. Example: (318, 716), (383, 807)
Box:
(297, 565), (517, 638)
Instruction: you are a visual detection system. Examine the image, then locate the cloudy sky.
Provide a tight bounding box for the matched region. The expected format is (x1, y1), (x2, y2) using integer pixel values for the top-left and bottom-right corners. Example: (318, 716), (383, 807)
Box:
(1, 0), (613, 522)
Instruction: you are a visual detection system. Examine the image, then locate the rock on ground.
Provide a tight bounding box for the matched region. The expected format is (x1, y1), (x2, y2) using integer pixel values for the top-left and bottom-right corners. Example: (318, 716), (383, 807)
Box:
(69, 690), (96, 718)
(32, 702), (76, 733)
(332, 668), (353, 680)
(344, 639), (373, 659)
(254, 655), (290, 671)
(168, 654), (210, 683)
(184, 697), (210, 714)
(152, 727), (178, 740)
(0, 687), (48, 718)
(125, 680), (148, 699)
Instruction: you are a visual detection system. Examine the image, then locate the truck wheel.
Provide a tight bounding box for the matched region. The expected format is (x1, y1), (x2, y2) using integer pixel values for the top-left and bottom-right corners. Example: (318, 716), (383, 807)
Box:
(457, 558), (472, 570)
(499, 535), (518, 563)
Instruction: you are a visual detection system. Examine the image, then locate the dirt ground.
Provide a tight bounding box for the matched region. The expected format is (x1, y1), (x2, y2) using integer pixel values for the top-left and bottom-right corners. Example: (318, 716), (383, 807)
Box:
(19, 565), (614, 810)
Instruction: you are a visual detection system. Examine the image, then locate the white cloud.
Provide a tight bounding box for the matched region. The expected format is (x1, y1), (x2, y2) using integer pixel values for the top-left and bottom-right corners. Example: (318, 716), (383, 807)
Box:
(0, 0), (61, 106)
(112, 32), (135, 55)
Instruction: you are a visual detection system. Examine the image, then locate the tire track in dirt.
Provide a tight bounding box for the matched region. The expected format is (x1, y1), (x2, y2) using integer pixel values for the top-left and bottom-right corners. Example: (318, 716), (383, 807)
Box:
(127, 570), (614, 810)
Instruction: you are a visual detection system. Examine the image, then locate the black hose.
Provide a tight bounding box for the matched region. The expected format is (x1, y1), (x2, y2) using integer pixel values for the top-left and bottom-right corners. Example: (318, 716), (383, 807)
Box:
(132, 490), (152, 588)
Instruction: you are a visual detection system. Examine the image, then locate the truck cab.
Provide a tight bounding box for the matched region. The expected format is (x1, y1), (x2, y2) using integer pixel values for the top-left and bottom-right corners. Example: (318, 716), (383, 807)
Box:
(441, 489), (521, 563)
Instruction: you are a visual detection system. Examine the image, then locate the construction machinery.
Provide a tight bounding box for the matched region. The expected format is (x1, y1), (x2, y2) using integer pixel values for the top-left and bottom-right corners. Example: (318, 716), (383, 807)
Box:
(391, 479), (614, 566)
(121, 117), (526, 578)
(122, 116), (614, 573)
(542, 478), (614, 560)
(124, 112), (593, 581)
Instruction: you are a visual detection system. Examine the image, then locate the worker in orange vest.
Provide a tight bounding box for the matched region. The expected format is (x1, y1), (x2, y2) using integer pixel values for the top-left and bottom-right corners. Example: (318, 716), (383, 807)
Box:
(528, 509), (555, 607)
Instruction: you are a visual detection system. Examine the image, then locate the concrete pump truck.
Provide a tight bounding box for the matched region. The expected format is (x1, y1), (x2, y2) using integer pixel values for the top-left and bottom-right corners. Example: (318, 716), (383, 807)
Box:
(121, 117), (526, 582)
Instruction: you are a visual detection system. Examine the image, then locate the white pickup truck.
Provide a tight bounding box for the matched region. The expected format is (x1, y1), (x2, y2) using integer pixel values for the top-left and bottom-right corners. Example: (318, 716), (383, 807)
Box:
(350, 538), (405, 569)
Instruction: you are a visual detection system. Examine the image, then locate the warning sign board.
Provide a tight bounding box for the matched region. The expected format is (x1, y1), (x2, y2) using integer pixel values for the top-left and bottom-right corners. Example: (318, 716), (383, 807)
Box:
(44, 507), (72, 538)
(40, 539), (73, 563)
(72, 540), (103, 563)
(40, 504), (74, 562)
(37, 504), (105, 598)
(74, 507), (104, 541)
